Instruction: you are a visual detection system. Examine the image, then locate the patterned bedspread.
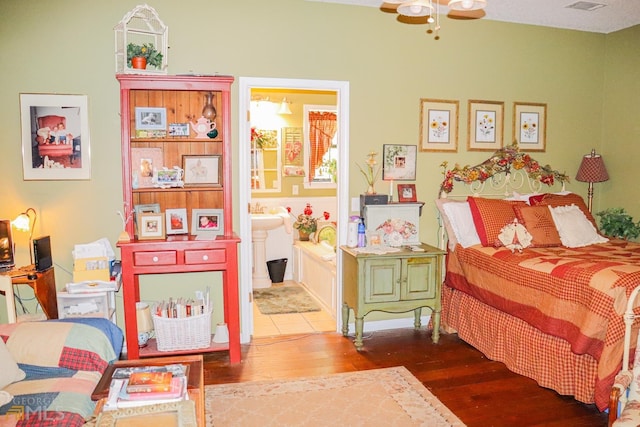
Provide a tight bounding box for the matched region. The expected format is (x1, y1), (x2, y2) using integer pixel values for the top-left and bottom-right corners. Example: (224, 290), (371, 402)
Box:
(445, 239), (640, 410)
(0, 319), (122, 427)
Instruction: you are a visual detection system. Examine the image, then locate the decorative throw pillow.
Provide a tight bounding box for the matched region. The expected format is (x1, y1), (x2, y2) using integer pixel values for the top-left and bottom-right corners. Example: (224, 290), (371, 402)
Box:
(440, 200), (481, 249)
(467, 197), (526, 247)
(0, 338), (25, 389)
(531, 192), (598, 229)
(548, 204), (609, 248)
(513, 205), (562, 247)
(498, 219), (533, 253)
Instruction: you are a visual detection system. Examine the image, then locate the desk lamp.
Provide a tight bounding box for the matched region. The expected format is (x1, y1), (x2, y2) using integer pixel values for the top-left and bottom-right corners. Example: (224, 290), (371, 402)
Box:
(575, 149), (609, 212)
(12, 208), (37, 265)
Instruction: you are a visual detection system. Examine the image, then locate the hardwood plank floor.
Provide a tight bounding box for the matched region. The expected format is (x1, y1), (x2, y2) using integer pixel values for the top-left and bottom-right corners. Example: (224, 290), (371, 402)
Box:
(203, 328), (608, 426)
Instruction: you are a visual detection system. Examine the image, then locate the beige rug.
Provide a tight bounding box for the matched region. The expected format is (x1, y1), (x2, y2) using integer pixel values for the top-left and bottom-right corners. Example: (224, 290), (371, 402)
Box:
(205, 366), (466, 426)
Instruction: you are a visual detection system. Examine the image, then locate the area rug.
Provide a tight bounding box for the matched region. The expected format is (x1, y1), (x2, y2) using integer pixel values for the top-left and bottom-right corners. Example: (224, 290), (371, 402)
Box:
(253, 286), (321, 315)
(205, 367), (466, 426)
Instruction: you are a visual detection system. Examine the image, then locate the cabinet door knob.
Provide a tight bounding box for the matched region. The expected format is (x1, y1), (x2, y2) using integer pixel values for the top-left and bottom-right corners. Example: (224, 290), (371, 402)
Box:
(153, 256), (159, 262)
(203, 255), (209, 261)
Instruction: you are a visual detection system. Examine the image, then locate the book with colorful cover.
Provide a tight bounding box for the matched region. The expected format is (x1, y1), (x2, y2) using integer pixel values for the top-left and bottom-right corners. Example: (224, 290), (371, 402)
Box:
(126, 371), (173, 393)
(105, 377), (188, 410)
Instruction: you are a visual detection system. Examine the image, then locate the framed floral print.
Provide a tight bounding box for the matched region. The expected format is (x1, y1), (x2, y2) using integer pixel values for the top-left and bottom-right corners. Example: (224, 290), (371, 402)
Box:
(513, 102), (547, 152)
(419, 98), (459, 152)
(468, 100), (504, 151)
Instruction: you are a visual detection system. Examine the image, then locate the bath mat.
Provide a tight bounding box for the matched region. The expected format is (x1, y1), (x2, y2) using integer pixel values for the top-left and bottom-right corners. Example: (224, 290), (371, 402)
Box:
(205, 366), (466, 426)
(253, 286), (321, 315)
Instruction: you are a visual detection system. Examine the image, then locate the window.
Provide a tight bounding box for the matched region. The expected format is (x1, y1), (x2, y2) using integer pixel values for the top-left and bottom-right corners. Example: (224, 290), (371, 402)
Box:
(303, 105), (337, 189)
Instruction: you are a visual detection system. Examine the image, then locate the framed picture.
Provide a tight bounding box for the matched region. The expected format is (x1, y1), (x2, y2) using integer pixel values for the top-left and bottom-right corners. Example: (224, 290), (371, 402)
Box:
(169, 123), (190, 137)
(397, 184), (417, 203)
(282, 127), (305, 176)
(419, 98), (459, 152)
(513, 102), (547, 152)
(137, 213), (165, 240)
(165, 208), (188, 235)
(131, 147), (163, 188)
(20, 93), (91, 180)
(468, 100), (504, 151)
(135, 107), (167, 131)
(382, 144), (417, 181)
(191, 209), (224, 239)
(133, 203), (160, 236)
(182, 155), (221, 186)
(155, 168), (183, 186)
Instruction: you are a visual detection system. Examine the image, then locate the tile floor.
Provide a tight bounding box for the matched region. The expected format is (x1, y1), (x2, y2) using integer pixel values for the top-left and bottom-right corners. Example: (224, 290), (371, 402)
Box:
(252, 281), (337, 338)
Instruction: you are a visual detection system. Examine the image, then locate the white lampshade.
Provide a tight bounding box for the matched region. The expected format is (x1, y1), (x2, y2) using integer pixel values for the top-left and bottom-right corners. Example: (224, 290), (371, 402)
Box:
(278, 98), (292, 115)
(448, 0), (486, 11)
(136, 302), (154, 333)
(397, 0), (434, 17)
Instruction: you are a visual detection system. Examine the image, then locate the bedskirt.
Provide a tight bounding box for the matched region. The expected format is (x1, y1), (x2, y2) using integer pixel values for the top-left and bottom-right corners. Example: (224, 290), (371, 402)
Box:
(442, 284), (600, 407)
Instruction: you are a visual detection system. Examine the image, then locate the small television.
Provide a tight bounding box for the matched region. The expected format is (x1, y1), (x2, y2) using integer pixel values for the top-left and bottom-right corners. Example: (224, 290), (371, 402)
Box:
(33, 235), (53, 272)
(0, 219), (15, 272)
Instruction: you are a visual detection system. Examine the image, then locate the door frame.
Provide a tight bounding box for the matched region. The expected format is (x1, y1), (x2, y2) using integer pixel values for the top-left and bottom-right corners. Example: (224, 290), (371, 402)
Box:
(238, 77), (350, 343)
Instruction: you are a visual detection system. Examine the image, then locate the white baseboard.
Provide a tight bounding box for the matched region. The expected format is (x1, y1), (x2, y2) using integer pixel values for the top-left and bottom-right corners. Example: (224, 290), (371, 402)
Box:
(344, 314), (432, 334)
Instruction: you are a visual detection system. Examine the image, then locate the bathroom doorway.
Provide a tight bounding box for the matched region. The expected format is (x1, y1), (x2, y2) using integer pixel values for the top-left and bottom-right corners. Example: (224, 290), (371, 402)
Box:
(238, 77), (350, 342)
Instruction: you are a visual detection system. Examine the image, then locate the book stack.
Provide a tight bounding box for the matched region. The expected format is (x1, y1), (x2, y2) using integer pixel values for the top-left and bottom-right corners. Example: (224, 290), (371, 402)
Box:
(104, 364), (189, 410)
(154, 287), (210, 319)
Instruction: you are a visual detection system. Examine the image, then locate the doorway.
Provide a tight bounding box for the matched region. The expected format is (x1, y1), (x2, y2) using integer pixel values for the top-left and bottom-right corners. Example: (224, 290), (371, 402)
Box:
(238, 77), (350, 343)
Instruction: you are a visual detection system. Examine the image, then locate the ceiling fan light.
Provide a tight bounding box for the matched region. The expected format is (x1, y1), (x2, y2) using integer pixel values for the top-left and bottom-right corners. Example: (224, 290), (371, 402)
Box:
(448, 0), (486, 11)
(397, 0), (434, 17)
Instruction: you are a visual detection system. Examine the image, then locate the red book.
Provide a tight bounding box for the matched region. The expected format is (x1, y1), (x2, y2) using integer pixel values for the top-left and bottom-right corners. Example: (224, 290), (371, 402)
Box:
(126, 371), (173, 393)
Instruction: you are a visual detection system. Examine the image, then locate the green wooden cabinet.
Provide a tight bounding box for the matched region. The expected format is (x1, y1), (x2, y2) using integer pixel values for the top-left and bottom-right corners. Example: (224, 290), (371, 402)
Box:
(341, 244), (445, 350)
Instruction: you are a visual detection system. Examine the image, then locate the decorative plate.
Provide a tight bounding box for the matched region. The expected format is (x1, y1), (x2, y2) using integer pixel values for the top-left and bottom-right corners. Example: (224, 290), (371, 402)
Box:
(387, 231), (404, 247)
(316, 224), (337, 248)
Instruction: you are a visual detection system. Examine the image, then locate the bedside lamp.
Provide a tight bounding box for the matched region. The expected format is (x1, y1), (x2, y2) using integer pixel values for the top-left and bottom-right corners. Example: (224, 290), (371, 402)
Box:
(136, 301), (154, 348)
(575, 149), (609, 212)
(12, 208), (37, 265)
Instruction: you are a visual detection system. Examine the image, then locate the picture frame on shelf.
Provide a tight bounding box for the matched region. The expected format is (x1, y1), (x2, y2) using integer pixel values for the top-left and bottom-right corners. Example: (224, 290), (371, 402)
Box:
(137, 212), (165, 240)
(135, 107), (167, 131)
(468, 100), (504, 151)
(169, 123), (190, 137)
(182, 155), (221, 186)
(131, 147), (163, 188)
(154, 167), (184, 187)
(419, 98), (459, 152)
(191, 209), (224, 239)
(382, 144), (417, 181)
(133, 203), (160, 236)
(397, 184), (417, 203)
(20, 93), (91, 180)
(165, 208), (188, 235)
(513, 102), (547, 152)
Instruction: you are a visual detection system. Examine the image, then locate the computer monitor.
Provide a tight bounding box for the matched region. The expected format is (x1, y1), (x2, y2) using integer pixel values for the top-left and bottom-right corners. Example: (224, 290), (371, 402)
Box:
(33, 235), (52, 272)
(0, 219), (15, 271)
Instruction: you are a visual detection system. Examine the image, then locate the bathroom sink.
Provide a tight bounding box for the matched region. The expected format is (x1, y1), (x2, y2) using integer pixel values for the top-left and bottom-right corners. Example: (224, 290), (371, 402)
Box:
(251, 214), (285, 231)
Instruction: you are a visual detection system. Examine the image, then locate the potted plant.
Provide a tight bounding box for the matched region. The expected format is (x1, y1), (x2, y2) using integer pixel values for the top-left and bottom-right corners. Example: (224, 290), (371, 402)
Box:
(127, 43), (163, 70)
(595, 207), (640, 240)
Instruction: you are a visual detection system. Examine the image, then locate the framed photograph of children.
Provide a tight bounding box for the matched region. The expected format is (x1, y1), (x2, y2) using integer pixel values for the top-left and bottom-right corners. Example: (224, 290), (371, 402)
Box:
(165, 208), (188, 235)
(513, 102), (547, 152)
(397, 184), (417, 203)
(20, 93), (91, 180)
(182, 155), (221, 186)
(137, 213), (165, 240)
(135, 107), (167, 131)
(468, 100), (504, 151)
(191, 209), (224, 239)
(382, 144), (417, 181)
(419, 98), (459, 152)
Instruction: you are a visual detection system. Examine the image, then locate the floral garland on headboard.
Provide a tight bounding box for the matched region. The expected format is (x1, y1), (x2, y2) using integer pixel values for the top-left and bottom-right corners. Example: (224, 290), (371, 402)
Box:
(439, 143), (569, 195)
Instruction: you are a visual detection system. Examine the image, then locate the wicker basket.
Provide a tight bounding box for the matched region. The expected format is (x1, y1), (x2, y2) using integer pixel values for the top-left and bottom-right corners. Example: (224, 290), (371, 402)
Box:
(152, 308), (212, 351)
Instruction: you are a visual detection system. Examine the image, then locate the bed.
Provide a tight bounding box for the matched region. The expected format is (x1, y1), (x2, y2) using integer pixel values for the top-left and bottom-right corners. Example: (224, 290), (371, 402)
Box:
(435, 144), (640, 412)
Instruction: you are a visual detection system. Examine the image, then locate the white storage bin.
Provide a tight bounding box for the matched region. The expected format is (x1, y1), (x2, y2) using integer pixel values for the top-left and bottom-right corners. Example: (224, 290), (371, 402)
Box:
(57, 291), (114, 321)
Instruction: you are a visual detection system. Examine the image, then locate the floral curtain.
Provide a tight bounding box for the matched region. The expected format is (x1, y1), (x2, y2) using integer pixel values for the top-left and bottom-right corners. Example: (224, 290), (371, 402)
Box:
(309, 111), (337, 180)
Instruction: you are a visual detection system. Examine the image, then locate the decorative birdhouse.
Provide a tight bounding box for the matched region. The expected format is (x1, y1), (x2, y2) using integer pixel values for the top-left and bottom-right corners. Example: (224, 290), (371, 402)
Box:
(114, 4), (168, 74)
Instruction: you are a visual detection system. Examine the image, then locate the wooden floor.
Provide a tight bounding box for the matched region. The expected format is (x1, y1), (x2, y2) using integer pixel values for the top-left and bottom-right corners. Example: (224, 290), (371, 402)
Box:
(203, 328), (608, 427)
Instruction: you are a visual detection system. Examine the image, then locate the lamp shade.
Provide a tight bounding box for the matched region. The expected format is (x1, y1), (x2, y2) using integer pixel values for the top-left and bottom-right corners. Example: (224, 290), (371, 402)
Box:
(397, 0), (434, 17)
(448, 0), (487, 11)
(136, 301), (154, 333)
(278, 98), (292, 115)
(576, 150), (609, 183)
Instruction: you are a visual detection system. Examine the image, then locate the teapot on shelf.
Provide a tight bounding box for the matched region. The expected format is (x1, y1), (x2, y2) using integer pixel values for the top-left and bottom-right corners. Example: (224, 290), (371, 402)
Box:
(190, 116), (217, 139)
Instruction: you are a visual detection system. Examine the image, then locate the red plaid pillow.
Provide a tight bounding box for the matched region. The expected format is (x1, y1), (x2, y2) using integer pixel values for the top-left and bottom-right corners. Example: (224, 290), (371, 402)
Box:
(513, 205), (562, 247)
(531, 193), (597, 229)
(467, 197), (526, 247)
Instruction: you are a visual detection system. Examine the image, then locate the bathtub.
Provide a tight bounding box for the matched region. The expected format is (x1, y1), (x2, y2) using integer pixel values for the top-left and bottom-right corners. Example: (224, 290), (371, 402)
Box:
(292, 241), (337, 317)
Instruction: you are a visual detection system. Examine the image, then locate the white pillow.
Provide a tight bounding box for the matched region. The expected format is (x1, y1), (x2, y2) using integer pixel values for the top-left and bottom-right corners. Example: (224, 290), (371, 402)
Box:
(0, 338), (25, 389)
(442, 201), (481, 248)
(548, 204), (608, 248)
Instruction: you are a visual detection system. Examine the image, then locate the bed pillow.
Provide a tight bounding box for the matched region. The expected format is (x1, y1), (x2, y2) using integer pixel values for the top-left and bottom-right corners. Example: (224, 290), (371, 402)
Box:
(439, 199), (481, 249)
(467, 197), (526, 247)
(548, 204), (608, 248)
(0, 338), (25, 389)
(512, 205), (562, 247)
(531, 192), (598, 229)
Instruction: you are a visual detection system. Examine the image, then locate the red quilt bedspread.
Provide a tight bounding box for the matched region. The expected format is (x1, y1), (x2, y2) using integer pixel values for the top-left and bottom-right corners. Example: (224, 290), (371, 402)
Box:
(445, 239), (640, 410)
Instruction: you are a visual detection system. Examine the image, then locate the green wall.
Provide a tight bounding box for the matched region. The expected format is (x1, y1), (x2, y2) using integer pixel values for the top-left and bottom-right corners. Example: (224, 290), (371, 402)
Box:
(0, 0), (633, 325)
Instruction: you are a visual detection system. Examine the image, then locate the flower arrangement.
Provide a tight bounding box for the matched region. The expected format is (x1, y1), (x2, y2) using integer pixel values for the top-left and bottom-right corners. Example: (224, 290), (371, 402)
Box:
(290, 204), (330, 235)
(127, 43), (163, 69)
(439, 142), (569, 195)
(357, 151), (381, 194)
(376, 218), (418, 240)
